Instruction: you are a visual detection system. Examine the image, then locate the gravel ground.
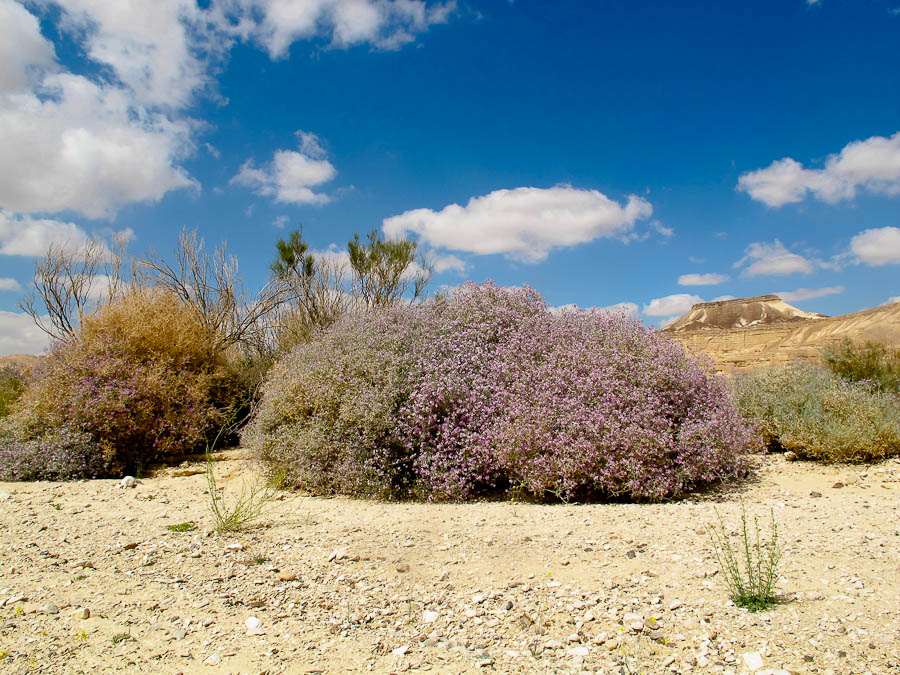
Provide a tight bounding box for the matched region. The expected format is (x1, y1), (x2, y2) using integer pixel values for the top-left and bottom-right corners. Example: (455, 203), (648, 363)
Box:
(0, 454), (898, 675)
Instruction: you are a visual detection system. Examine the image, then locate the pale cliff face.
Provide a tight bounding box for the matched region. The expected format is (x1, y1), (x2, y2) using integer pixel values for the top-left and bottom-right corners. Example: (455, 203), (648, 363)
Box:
(664, 295), (826, 333)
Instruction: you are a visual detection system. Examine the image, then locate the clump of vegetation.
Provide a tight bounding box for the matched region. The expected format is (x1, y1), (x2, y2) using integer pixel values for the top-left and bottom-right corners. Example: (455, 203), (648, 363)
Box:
(245, 282), (754, 502)
(0, 363), (27, 419)
(823, 338), (900, 394)
(166, 522), (196, 532)
(707, 503), (782, 612)
(206, 453), (282, 533)
(733, 363), (900, 462)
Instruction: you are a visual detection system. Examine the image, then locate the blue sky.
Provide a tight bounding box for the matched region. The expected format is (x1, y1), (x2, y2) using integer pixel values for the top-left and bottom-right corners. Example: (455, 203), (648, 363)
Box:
(1, 0), (899, 354)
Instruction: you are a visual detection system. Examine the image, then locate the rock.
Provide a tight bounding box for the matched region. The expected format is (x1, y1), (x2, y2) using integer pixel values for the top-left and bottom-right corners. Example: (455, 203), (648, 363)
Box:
(203, 653), (222, 666)
(117, 476), (140, 489)
(669, 600), (683, 610)
(757, 670), (791, 675)
(832, 482), (844, 489)
(810, 491), (822, 498)
(783, 451), (797, 461)
(224, 543), (243, 551)
(42, 603), (59, 614)
(423, 610), (439, 623)
(741, 651), (764, 672)
(568, 646), (589, 657)
(245, 616), (261, 630)
(544, 639), (563, 649)
(72, 607), (90, 619)
(328, 547), (348, 562)
(277, 572), (297, 581)
(395, 562), (410, 573)
(626, 549), (637, 559)
(391, 645), (409, 656)
(6, 594), (25, 605)
(120, 542), (139, 551)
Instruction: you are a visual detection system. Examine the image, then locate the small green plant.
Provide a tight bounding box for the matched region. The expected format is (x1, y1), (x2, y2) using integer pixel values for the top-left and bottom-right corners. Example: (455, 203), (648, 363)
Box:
(707, 503), (782, 612)
(110, 632), (131, 645)
(166, 521), (196, 532)
(76, 629), (87, 641)
(74, 574), (86, 582)
(206, 453), (282, 533)
(50, 503), (61, 510)
(253, 556), (267, 565)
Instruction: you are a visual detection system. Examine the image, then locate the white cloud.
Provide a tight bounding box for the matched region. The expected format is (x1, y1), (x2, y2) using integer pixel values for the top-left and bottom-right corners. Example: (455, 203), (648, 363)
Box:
(0, 1), (196, 219)
(777, 286), (844, 302)
(219, 0), (456, 57)
(738, 131), (900, 207)
(678, 273), (728, 286)
(642, 293), (704, 317)
(232, 130), (337, 204)
(0, 310), (51, 356)
(0, 211), (94, 256)
(383, 186), (653, 263)
(430, 252), (467, 274)
(0, 278), (22, 292)
(885, 296), (900, 305)
(734, 240), (814, 277)
(850, 226), (900, 266)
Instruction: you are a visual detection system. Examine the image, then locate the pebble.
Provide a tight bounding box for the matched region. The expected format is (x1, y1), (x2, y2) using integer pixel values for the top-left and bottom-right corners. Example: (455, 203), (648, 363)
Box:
(422, 610), (439, 623)
(72, 607), (90, 619)
(117, 476), (139, 489)
(245, 616), (261, 630)
(395, 562), (410, 573)
(42, 603), (59, 614)
(391, 645), (409, 656)
(742, 651), (764, 672)
(783, 451), (797, 461)
(203, 653), (222, 666)
(276, 572), (297, 581)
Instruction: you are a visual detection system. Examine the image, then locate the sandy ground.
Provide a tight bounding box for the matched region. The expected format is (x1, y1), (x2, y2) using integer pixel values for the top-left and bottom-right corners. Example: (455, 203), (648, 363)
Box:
(0, 453), (898, 675)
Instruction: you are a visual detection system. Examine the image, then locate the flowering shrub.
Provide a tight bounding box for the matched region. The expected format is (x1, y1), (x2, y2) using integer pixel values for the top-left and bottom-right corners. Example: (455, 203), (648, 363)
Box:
(0, 422), (107, 481)
(733, 364), (900, 462)
(4, 290), (238, 478)
(246, 282), (754, 501)
(0, 363), (27, 419)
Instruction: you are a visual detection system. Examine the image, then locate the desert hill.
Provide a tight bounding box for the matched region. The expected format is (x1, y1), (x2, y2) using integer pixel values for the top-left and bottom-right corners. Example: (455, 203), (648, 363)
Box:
(664, 294), (827, 332)
(665, 295), (900, 372)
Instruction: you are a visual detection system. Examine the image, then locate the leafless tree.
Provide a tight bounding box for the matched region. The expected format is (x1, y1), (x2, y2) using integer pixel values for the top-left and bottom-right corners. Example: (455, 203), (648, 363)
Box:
(19, 234), (132, 342)
(139, 229), (289, 355)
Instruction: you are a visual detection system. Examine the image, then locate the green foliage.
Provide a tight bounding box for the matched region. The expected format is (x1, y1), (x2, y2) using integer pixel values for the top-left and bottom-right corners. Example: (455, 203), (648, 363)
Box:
(166, 522), (196, 532)
(348, 229), (431, 307)
(823, 338), (900, 394)
(707, 503), (782, 612)
(110, 632), (131, 645)
(733, 363), (900, 462)
(271, 229), (315, 280)
(0, 364), (27, 418)
(206, 452), (282, 533)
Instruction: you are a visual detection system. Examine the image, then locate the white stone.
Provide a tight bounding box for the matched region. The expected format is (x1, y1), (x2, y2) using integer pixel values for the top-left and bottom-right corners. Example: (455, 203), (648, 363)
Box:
(244, 616), (261, 630)
(741, 651), (765, 672)
(203, 653), (222, 666)
(391, 645), (409, 656)
(423, 610), (439, 623)
(568, 646), (589, 657)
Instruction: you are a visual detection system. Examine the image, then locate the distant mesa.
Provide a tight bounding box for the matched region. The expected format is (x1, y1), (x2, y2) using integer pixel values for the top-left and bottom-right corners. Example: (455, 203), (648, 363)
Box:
(663, 294), (900, 373)
(664, 294), (827, 333)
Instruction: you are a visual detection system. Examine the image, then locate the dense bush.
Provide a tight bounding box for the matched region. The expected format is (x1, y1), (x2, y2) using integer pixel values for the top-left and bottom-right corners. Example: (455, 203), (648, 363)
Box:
(245, 282), (754, 501)
(733, 363), (900, 462)
(0, 423), (106, 481)
(823, 339), (900, 394)
(0, 363), (27, 418)
(2, 290), (241, 479)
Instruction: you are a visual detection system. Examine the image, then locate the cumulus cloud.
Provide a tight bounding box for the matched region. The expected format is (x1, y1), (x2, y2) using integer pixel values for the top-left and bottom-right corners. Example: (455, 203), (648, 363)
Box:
(850, 226), (900, 266)
(0, 1), (456, 221)
(0, 278), (22, 292)
(430, 252), (467, 274)
(231, 131), (337, 204)
(777, 286), (844, 302)
(219, 0), (456, 57)
(0, 310), (51, 356)
(642, 293), (704, 317)
(0, 211), (96, 256)
(738, 131), (900, 207)
(677, 273), (728, 286)
(885, 296), (900, 305)
(0, 0), (196, 219)
(734, 240), (814, 277)
(382, 186), (653, 263)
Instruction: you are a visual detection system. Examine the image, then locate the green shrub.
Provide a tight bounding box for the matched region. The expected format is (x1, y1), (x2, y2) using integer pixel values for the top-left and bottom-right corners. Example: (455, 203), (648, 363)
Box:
(733, 363), (900, 462)
(823, 339), (900, 394)
(0, 364), (27, 418)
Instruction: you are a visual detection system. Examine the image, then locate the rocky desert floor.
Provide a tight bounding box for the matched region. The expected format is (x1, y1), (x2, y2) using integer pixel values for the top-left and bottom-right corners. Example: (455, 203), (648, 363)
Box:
(0, 453), (898, 675)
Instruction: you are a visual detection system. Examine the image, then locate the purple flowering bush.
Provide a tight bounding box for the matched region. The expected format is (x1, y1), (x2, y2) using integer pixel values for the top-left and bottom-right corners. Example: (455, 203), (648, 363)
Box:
(245, 282), (755, 501)
(2, 290), (237, 479)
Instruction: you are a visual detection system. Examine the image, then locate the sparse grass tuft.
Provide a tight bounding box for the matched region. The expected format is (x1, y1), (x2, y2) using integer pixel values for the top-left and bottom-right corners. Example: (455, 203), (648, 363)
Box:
(707, 502), (782, 612)
(206, 452), (282, 534)
(110, 632), (131, 645)
(166, 521), (195, 532)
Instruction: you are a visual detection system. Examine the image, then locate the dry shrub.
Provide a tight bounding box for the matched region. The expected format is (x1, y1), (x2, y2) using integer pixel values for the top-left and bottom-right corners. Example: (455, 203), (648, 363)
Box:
(4, 289), (242, 478)
(733, 363), (900, 462)
(0, 363), (28, 419)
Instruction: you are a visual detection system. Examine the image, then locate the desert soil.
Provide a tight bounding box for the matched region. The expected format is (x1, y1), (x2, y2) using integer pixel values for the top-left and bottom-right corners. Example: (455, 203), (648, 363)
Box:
(0, 454), (898, 675)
